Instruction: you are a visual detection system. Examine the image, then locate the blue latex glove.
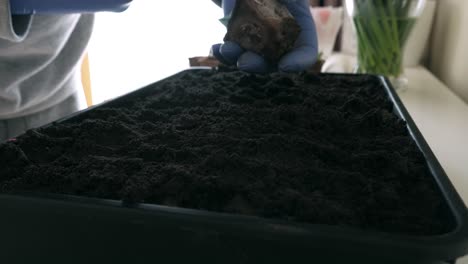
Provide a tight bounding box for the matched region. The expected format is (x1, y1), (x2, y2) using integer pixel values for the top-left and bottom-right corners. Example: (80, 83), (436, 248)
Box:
(9, 0), (132, 14)
(212, 0), (318, 73)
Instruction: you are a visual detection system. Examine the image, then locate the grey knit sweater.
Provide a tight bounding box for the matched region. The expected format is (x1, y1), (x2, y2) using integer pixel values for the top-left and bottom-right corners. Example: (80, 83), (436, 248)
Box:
(0, 0), (94, 119)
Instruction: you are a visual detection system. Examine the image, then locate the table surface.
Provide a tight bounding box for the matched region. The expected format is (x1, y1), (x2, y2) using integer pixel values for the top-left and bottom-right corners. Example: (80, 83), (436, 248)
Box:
(398, 66), (468, 264)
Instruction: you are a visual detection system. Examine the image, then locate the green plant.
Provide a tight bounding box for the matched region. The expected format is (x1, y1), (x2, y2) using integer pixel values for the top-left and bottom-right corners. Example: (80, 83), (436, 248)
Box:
(349, 0), (421, 77)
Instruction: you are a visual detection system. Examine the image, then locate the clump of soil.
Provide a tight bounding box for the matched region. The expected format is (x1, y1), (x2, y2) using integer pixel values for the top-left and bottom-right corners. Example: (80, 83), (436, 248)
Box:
(224, 0), (301, 62)
(0, 68), (451, 235)
(189, 56), (221, 68)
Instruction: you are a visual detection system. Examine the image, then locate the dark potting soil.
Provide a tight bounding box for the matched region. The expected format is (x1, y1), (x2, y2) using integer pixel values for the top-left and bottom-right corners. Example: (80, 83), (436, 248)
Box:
(0, 68), (451, 235)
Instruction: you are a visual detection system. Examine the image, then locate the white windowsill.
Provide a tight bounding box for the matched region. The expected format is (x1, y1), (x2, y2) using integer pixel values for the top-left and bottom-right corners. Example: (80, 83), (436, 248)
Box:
(399, 66), (468, 206)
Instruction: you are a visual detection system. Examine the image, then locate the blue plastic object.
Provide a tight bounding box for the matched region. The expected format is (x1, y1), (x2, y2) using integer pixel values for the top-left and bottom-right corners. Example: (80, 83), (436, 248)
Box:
(9, 0), (132, 14)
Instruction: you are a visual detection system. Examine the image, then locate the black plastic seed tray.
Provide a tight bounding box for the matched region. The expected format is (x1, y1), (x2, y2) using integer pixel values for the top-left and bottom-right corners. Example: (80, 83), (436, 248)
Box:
(0, 70), (467, 264)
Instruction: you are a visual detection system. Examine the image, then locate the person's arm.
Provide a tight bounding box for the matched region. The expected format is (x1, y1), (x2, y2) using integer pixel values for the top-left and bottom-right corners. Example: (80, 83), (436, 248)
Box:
(0, 0), (32, 42)
(9, 0), (132, 15)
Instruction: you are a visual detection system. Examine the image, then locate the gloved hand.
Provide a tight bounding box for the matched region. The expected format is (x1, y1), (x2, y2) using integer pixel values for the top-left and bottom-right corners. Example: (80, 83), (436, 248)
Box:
(212, 0), (318, 73)
(9, 0), (132, 15)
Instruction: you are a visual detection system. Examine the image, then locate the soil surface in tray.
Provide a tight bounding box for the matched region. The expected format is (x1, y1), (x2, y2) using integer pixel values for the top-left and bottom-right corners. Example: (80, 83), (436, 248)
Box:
(0, 68), (451, 235)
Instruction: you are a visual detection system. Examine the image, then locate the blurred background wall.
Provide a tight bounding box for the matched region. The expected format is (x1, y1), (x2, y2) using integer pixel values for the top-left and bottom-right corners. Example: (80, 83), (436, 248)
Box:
(87, 1), (225, 104)
(428, 0), (468, 103)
